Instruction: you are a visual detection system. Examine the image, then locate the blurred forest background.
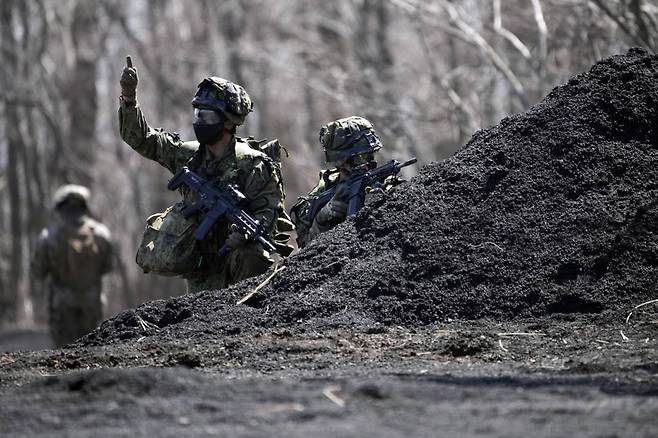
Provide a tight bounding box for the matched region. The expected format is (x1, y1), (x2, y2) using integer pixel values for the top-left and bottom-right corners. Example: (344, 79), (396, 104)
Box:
(0, 0), (656, 328)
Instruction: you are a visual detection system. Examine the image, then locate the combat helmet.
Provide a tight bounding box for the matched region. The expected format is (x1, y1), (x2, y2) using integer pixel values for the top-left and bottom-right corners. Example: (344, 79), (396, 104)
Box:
(191, 77), (253, 125)
(319, 116), (382, 167)
(52, 184), (90, 210)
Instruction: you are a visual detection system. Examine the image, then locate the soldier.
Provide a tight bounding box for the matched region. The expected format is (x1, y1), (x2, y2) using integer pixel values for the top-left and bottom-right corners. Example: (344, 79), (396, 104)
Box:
(119, 58), (291, 292)
(31, 185), (114, 347)
(291, 116), (398, 248)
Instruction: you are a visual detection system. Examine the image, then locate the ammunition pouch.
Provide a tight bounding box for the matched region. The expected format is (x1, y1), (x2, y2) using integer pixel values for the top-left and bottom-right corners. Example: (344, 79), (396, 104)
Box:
(136, 202), (201, 276)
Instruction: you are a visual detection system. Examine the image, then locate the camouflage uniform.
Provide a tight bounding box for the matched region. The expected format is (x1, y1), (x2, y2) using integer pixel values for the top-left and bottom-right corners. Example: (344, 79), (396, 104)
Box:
(31, 185), (113, 347)
(290, 170), (341, 248)
(292, 116), (394, 248)
(119, 75), (289, 292)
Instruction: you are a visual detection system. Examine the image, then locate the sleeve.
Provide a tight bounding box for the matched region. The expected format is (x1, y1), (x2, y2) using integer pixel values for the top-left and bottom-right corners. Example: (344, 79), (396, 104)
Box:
(241, 157), (283, 238)
(118, 99), (198, 174)
(94, 223), (114, 276)
(290, 197), (312, 248)
(31, 229), (50, 280)
(308, 209), (335, 243)
(290, 176), (327, 248)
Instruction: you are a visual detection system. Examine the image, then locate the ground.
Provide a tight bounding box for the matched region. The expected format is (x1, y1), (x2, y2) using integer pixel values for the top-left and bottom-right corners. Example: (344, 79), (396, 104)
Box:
(1, 316), (658, 436)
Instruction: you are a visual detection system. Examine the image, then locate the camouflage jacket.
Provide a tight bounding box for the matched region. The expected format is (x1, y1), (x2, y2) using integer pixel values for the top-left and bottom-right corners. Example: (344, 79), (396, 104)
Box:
(119, 99), (288, 265)
(32, 215), (113, 296)
(290, 169), (341, 248)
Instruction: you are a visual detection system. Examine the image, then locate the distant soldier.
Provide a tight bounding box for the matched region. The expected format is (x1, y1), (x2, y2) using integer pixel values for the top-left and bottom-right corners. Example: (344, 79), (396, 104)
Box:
(118, 57), (292, 292)
(31, 185), (113, 347)
(291, 116), (404, 248)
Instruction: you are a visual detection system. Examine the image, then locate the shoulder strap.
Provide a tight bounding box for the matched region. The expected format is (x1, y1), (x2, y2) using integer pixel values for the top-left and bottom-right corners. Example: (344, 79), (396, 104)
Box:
(243, 136), (288, 163)
(235, 137), (267, 161)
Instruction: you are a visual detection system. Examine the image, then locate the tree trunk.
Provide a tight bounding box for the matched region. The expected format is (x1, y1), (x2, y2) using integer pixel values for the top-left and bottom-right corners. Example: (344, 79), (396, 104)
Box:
(252, 2), (270, 139)
(0, 0), (22, 325)
(67, 0), (100, 187)
(222, 0), (246, 86)
(447, 29), (468, 147)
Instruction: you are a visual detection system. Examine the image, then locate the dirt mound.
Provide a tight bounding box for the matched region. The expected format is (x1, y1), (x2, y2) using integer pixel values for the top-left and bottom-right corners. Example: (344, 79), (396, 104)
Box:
(81, 48), (658, 347)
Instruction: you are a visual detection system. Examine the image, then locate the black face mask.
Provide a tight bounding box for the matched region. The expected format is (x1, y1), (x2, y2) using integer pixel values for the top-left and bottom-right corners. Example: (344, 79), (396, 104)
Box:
(193, 123), (223, 145)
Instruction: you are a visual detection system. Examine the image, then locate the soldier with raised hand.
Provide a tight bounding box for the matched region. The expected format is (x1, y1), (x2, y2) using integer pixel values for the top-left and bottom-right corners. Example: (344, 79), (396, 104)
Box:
(31, 185), (114, 347)
(291, 116), (397, 248)
(119, 57), (291, 292)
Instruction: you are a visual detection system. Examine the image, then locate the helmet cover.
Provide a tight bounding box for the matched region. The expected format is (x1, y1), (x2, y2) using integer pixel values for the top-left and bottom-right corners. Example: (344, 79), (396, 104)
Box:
(319, 116), (382, 166)
(52, 184), (90, 210)
(191, 77), (253, 125)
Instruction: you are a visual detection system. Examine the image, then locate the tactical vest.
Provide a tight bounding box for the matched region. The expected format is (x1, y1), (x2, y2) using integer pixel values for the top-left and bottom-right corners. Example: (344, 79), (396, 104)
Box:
(242, 137), (295, 256)
(136, 137), (294, 276)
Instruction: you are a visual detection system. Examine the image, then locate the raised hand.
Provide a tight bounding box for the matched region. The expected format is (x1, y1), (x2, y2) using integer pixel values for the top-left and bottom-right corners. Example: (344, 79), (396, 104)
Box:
(120, 55), (138, 103)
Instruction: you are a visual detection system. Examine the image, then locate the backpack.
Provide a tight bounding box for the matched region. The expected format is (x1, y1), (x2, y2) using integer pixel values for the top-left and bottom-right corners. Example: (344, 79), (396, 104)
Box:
(136, 202), (201, 276)
(46, 219), (112, 289)
(244, 137), (295, 256)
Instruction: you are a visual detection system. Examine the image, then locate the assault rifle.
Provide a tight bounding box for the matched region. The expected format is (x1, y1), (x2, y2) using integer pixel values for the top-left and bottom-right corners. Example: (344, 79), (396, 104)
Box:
(168, 166), (277, 257)
(308, 157), (417, 218)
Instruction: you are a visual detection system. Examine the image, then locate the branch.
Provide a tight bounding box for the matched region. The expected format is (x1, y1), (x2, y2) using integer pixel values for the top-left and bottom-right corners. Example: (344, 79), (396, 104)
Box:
(441, 1), (529, 107)
(0, 92), (65, 173)
(631, 0), (651, 47)
(388, 0), (529, 107)
(530, 0), (548, 83)
(641, 5), (658, 42)
(386, 0), (473, 42)
(417, 21), (479, 134)
(589, 0), (652, 48)
(99, 0), (189, 105)
(493, 0), (532, 59)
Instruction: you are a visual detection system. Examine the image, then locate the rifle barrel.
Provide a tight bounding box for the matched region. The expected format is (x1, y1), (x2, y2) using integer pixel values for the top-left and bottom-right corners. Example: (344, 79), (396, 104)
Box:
(400, 157), (417, 167)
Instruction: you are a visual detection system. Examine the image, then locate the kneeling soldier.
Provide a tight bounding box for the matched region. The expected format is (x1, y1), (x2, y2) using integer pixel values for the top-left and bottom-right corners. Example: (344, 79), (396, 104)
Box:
(119, 57), (292, 292)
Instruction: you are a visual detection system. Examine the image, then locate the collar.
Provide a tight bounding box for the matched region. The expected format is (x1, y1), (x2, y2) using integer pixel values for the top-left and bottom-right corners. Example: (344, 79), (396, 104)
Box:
(203, 136), (236, 165)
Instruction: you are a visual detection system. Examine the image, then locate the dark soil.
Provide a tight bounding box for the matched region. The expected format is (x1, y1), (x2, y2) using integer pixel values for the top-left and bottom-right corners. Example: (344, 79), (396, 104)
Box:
(2, 48), (658, 437)
(81, 47), (658, 346)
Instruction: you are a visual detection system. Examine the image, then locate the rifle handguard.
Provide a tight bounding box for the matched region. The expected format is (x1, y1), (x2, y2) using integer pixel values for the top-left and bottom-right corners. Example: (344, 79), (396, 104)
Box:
(167, 166), (279, 256)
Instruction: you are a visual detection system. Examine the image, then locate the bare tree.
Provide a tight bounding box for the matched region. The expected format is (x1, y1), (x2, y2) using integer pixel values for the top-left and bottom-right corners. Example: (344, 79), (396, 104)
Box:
(1, 0), (24, 324)
(0, 0), (656, 328)
(591, 0), (657, 49)
(66, 0), (102, 186)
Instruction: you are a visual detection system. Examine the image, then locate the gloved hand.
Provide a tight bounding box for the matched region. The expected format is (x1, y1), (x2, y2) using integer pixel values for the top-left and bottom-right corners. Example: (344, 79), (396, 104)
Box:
(120, 56), (138, 103)
(315, 183), (348, 226)
(225, 230), (248, 250)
